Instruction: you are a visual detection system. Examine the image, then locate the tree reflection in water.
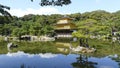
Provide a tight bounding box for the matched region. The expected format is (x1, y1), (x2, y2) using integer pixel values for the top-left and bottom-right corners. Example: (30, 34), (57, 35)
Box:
(109, 54), (120, 68)
(20, 64), (35, 68)
(72, 54), (98, 68)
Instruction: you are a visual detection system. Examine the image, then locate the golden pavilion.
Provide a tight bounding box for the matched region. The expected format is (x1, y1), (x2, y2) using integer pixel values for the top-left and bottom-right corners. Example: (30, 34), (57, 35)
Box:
(54, 17), (77, 38)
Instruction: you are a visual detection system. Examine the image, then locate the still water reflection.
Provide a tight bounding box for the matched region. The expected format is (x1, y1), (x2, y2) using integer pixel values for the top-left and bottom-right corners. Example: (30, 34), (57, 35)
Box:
(0, 51), (119, 68)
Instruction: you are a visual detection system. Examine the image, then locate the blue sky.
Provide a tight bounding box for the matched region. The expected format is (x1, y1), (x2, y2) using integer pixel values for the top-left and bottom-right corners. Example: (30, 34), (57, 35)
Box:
(1, 0), (120, 17)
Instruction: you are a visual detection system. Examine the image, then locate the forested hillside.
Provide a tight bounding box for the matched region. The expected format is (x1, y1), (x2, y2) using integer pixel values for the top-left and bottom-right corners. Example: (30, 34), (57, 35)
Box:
(0, 10), (120, 38)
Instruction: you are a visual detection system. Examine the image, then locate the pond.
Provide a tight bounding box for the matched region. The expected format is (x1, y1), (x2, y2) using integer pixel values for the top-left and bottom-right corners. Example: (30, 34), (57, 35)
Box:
(0, 39), (120, 68)
(0, 51), (120, 68)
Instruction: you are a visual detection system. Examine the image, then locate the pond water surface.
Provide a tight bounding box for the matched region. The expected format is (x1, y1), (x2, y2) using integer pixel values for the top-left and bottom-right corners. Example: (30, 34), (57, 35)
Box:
(0, 51), (120, 68)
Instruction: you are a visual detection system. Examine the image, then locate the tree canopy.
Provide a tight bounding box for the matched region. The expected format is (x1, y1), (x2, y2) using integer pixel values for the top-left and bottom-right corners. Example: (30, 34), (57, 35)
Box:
(0, 10), (120, 39)
(31, 0), (71, 6)
(0, 4), (12, 18)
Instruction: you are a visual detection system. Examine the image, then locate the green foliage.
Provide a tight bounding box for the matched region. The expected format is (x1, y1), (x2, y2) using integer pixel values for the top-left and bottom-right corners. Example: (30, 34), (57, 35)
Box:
(0, 10), (120, 39)
(0, 4), (12, 19)
(73, 19), (98, 38)
(72, 13), (115, 39)
(31, 0), (71, 6)
(72, 31), (89, 38)
(5, 14), (62, 37)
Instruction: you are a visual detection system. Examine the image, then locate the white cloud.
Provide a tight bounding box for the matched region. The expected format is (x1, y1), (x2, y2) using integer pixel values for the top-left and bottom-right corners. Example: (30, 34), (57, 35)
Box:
(6, 51), (58, 58)
(6, 51), (34, 57)
(39, 53), (57, 58)
(9, 7), (62, 17)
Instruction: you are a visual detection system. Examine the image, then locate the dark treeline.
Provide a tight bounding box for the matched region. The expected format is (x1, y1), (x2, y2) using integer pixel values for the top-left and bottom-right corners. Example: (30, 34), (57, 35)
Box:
(0, 10), (120, 38)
